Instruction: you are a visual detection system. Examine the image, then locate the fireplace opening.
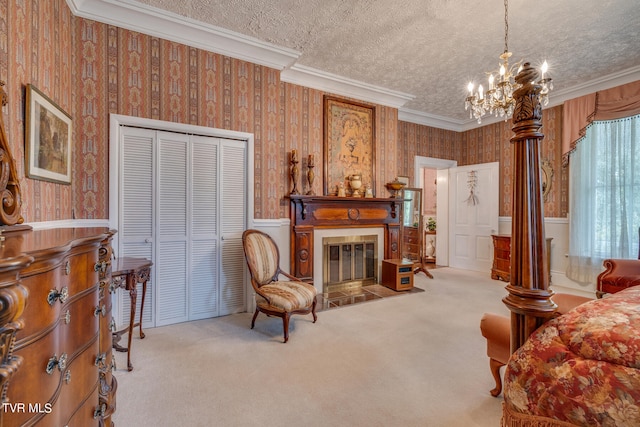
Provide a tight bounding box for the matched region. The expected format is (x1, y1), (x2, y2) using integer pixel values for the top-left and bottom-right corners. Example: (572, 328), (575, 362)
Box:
(322, 235), (378, 295)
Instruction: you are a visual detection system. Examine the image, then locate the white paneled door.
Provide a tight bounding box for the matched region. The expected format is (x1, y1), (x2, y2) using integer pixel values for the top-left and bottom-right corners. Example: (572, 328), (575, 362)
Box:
(448, 162), (499, 272)
(115, 124), (247, 328)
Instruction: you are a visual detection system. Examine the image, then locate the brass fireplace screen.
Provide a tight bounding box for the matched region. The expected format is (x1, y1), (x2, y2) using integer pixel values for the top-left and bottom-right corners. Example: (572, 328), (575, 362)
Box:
(322, 235), (378, 294)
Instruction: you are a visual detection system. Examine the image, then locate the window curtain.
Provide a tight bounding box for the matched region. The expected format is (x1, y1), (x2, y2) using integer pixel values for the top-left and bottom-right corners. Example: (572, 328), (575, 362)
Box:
(562, 80), (640, 165)
(566, 115), (640, 284)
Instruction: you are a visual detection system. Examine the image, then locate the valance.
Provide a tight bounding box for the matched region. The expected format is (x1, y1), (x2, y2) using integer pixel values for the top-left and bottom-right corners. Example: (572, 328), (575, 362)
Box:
(561, 80), (640, 165)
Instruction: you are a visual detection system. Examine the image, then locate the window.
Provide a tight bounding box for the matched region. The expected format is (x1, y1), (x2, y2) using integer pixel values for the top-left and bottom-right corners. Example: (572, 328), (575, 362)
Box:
(567, 114), (640, 284)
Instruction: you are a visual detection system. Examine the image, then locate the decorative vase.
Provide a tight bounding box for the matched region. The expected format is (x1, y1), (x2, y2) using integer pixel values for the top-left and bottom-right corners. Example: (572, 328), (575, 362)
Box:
(349, 174), (362, 197)
(385, 178), (405, 198)
(425, 238), (436, 258)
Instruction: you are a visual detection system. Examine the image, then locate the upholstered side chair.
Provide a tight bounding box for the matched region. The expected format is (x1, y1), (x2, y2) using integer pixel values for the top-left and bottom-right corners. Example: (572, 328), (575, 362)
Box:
(242, 229), (317, 343)
(479, 293), (592, 396)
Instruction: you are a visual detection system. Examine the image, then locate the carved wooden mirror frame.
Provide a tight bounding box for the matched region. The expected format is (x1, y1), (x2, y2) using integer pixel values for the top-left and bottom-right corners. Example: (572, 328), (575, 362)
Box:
(0, 81), (26, 228)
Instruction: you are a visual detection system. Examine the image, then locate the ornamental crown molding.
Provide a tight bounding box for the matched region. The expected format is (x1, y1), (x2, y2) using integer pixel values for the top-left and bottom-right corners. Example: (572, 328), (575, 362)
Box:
(280, 64), (415, 109)
(66, 0), (301, 70)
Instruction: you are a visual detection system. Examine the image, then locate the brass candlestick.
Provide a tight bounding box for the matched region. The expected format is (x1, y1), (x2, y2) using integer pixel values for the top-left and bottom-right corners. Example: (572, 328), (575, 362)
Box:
(306, 154), (315, 195)
(290, 150), (299, 195)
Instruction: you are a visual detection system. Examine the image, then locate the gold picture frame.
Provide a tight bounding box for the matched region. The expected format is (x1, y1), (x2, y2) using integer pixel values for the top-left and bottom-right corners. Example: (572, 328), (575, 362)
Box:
(323, 96), (375, 196)
(396, 176), (409, 186)
(25, 84), (72, 184)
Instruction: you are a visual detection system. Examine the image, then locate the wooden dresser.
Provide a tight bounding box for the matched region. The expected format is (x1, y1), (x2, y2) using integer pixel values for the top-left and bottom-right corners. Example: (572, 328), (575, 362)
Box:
(1, 227), (117, 427)
(401, 226), (421, 262)
(491, 234), (552, 283)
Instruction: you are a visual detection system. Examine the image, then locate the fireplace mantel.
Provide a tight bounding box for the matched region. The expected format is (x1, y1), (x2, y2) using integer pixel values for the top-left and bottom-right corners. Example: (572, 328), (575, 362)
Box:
(289, 195), (402, 281)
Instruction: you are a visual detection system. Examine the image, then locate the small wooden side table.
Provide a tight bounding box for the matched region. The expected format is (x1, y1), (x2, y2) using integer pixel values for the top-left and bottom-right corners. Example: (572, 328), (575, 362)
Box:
(111, 257), (153, 371)
(381, 259), (414, 291)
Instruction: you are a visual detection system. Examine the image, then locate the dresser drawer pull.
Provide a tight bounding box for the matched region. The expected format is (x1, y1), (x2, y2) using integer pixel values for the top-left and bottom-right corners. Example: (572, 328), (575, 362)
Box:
(64, 370), (72, 384)
(108, 281), (118, 294)
(46, 353), (67, 374)
(93, 403), (106, 419)
(96, 353), (107, 366)
(64, 260), (71, 275)
(94, 304), (106, 317)
(94, 261), (109, 273)
(47, 287), (69, 305)
(64, 310), (71, 324)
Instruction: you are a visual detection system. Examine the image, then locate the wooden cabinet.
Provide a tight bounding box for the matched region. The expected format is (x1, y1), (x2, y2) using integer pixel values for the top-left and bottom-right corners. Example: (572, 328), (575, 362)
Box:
(1, 227), (116, 427)
(402, 226), (421, 262)
(491, 235), (552, 283)
(381, 259), (414, 291)
(491, 235), (511, 282)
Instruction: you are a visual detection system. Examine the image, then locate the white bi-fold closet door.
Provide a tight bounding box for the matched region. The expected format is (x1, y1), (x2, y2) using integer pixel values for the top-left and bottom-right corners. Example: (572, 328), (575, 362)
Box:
(115, 124), (247, 328)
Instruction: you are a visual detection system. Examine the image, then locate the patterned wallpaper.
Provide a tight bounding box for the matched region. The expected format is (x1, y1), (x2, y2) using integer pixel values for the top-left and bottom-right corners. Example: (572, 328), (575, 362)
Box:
(1, 0), (567, 222)
(459, 105), (567, 217)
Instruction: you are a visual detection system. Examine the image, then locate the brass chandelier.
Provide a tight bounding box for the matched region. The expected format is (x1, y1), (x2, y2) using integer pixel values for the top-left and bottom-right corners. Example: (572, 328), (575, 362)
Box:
(464, 0), (553, 123)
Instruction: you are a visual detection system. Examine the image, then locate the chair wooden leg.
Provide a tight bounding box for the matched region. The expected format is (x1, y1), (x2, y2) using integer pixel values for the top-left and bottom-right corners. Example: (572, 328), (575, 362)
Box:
(282, 313), (291, 343)
(251, 308), (259, 329)
(489, 358), (505, 397)
(311, 298), (318, 323)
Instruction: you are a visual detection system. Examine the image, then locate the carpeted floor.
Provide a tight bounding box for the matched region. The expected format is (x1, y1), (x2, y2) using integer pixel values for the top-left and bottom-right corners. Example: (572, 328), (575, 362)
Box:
(112, 267), (510, 427)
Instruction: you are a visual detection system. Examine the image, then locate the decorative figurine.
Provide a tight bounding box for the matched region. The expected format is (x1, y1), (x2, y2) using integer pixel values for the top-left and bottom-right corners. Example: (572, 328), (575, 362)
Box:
(364, 184), (374, 198)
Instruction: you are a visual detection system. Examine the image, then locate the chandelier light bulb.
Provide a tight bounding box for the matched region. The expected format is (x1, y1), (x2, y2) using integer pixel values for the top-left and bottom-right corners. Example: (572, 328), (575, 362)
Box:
(541, 60), (548, 79)
(468, 82), (474, 94)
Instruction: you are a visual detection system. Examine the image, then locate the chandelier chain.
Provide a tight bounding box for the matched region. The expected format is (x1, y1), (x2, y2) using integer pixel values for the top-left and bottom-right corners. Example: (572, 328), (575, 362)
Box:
(504, 0), (509, 54)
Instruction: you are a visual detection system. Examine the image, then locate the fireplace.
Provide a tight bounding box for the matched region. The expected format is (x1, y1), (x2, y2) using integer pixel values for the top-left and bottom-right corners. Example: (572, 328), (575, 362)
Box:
(289, 195), (402, 294)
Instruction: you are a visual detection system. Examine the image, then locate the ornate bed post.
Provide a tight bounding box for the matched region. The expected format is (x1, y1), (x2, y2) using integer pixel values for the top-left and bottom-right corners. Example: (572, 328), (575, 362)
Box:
(502, 63), (557, 353)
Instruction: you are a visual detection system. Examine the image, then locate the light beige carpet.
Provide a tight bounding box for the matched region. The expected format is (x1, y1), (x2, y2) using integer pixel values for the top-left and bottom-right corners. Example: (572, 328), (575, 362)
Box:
(112, 267), (510, 427)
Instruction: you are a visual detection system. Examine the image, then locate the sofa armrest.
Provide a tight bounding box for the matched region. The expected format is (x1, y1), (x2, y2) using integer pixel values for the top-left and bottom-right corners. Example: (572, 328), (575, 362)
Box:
(480, 313), (511, 364)
(597, 259), (640, 296)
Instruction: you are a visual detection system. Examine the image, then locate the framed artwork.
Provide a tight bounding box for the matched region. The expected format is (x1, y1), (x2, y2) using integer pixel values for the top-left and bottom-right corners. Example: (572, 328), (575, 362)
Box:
(323, 96), (375, 196)
(396, 176), (409, 186)
(25, 84), (72, 184)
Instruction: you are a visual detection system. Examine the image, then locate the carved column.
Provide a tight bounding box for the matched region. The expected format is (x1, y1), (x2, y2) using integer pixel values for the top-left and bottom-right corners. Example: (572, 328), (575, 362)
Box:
(502, 63), (557, 353)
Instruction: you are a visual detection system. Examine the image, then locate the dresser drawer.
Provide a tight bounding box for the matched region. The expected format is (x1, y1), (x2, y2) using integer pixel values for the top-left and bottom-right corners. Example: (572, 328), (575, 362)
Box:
(15, 269), (62, 341)
(7, 332), (61, 427)
(59, 288), (100, 357)
(403, 242), (421, 256)
(58, 338), (100, 426)
(64, 250), (100, 296)
(65, 386), (101, 427)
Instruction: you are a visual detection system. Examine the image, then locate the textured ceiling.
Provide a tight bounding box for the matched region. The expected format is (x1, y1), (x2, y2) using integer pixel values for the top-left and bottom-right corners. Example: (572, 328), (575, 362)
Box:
(131, 0), (640, 124)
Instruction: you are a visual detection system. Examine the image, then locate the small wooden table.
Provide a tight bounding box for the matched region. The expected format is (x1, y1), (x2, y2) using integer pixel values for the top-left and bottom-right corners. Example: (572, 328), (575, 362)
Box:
(111, 257), (153, 371)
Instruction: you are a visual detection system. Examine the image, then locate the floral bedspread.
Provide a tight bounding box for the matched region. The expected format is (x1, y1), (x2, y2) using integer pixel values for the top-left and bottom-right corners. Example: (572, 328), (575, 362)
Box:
(504, 286), (640, 426)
